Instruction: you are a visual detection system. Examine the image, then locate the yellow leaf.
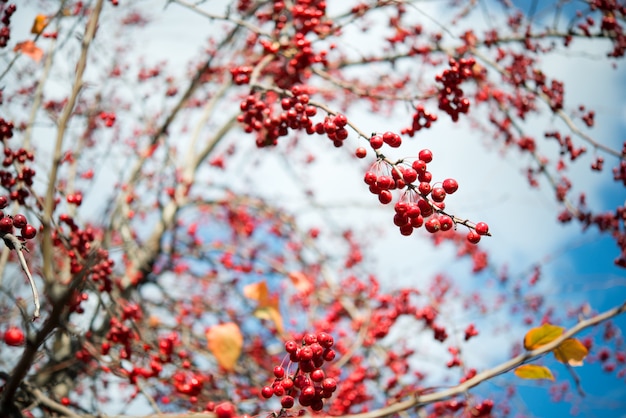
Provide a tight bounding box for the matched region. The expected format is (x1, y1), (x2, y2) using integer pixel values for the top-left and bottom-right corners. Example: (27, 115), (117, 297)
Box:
(288, 271), (313, 293)
(206, 323), (242, 371)
(31, 14), (48, 34)
(524, 323), (564, 350)
(14, 41), (44, 62)
(254, 306), (284, 335)
(514, 364), (555, 381)
(243, 280), (283, 334)
(554, 338), (588, 366)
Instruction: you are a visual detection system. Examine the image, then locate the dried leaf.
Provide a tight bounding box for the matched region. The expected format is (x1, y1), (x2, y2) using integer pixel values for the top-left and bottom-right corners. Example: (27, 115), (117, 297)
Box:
(243, 280), (283, 334)
(206, 322), (242, 371)
(31, 14), (48, 34)
(243, 280), (269, 302)
(554, 338), (588, 366)
(288, 271), (313, 293)
(514, 364), (554, 381)
(14, 41), (44, 62)
(524, 323), (564, 350)
(254, 306), (283, 335)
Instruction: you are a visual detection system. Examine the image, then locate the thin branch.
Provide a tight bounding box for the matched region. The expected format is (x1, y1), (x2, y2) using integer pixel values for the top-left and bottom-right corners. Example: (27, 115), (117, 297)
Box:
(326, 299), (626, 418)
(41, 0), (105, 285)
(1, 233), (40, 320)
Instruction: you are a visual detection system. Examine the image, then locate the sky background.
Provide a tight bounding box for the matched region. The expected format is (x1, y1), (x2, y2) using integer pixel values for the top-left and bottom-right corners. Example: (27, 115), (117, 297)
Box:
(7, 0), (626, 416)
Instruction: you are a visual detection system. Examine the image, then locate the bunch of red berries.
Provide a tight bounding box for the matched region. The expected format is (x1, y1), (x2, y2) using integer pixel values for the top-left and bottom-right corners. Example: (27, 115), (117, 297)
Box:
(435, 57), (475, 121)
(364, 149), (489, 242)
(262, 332), (337, 412)
(0, 196), (37, 240)
(401, 105), (438, 137)
(238, 87), (317, 147)
(0, 3), (16, 48)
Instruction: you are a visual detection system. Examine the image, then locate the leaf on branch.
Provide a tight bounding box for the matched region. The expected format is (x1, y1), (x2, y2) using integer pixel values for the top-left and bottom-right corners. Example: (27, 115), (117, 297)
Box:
(288, 271), (313, 293)
(31, 14), (48, 34)
(514, 364), (555, 381)
(206, 322), (243, 372)
(524, 323), (564, 350)
(243, 280), (283, 334)
(13, 41), (44, 62)
(554, 338), (589, 366)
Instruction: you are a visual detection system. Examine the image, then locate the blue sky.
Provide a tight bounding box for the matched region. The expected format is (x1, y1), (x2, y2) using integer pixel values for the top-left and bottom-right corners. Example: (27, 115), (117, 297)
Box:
(6, 0), (626, 416)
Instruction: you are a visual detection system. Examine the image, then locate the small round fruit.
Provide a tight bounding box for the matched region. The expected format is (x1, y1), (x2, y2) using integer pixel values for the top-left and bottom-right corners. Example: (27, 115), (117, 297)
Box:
(442, 178), (459, 194)
(355, 147), (367, 158)
(21, 224), (37, 239)
(467, 230), (481, 244)
(418, 149), (433, 163)
(4, 327), (24, 346)
(475, 222), (489, 235)
(12, 214), (27, 228)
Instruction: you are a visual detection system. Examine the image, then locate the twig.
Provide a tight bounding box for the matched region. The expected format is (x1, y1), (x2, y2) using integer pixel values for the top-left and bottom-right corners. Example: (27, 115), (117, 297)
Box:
(321, 299), (626, 418)
(1, 233), (39, 320)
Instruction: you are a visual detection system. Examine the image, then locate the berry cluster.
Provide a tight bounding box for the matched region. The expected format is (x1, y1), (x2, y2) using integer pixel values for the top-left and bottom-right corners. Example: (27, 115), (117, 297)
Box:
(401, 105), (438, 137)
(262, 332), (337, 412)
(99, 111), (116, 127)
(0, 117), (13, 142)
(435, 57), (475, 121)
(239, 88), (316, 147)
(0, 3), (16, 48)
(364, 149), (489, 243)
(369, 131), (402, 150)
(313, 113), (349, 147)
(0, 196), (37, 240)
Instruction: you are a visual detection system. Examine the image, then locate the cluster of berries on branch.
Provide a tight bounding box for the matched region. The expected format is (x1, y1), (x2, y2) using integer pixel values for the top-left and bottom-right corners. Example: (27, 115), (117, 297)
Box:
(262, 332), (337, 412)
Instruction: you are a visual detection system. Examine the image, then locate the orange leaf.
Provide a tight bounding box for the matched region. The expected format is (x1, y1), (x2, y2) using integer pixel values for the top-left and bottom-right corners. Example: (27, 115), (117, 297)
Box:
(243, 281), (283, 334)
(206, 322), (242, 371)
(243, 280), (269, 303)
(31, 14), (48, 34)
(554, 338), (588, 366)
(288, 271), (313, 293)
(13, 41), (44, 62)
(524, 323), (564, 350)
(514, 364), (554, 381)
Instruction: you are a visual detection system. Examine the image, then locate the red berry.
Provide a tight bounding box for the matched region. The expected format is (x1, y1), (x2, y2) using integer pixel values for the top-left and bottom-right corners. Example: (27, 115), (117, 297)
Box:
(431, 187), (446, 202)
(21, 224), (37, 239)
(310, 369), (325, 382)
(0, 196), (8, 209)
(214, 402), (236, 418)
(369, 135), (383, 149)
(412, 160), (427, 173)
(467, 230), (481, 244)
(12, 214), (27, 228)
(439, 215), (454, 231)
(316, 332), (334, 348)
(274, 366), (285, 378)
(322, 377), (337, 392)
(4, 327), (24, 346)
(299, 346), (313, 361)
(442, 178), (459, 194)
(355, 147), (367, 158)
(418, 149), (433, 163)
(0, 217), (13, 233)
(285, 340), (298, 354)
(261, 386), (274, 399)
(425, 217), (441, 233)
(281, 395), (295, 408)
(378, 190), (393, 204)
(475, 222), (489, 235)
